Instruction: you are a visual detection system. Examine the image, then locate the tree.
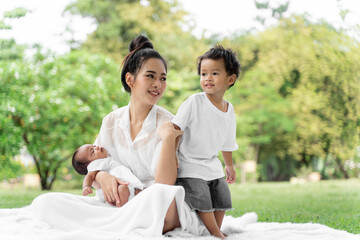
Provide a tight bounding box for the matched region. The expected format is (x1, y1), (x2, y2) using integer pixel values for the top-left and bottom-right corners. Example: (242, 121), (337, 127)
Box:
(1, 50), (129, 189)
(65, 0), (208, 71)
(254, 0), (289, 28)
(224, 16), (360, 180)
(0, 8), (31, 179)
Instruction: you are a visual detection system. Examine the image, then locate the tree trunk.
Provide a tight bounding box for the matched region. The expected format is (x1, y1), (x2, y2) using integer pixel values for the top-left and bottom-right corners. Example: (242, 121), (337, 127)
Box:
(336, 157), (349, 179)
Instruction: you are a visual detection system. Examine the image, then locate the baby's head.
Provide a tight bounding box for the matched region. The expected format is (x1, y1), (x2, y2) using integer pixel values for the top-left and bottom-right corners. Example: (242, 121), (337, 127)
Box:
(72, 144), (108, 175)
(197, 45), (240, 89)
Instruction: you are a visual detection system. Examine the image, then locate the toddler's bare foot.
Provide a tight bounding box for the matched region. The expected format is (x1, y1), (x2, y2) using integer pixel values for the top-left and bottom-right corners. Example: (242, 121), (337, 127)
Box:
(212, 231), (225, 239)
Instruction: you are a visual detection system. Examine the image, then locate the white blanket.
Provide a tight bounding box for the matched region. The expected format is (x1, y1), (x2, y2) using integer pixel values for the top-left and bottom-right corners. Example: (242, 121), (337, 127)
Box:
(0, 183), (359, 240)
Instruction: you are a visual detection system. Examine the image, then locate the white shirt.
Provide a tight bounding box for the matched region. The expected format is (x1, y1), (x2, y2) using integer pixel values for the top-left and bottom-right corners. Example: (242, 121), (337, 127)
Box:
(171, 92), (238, 181)
(94, 103), (173, 187)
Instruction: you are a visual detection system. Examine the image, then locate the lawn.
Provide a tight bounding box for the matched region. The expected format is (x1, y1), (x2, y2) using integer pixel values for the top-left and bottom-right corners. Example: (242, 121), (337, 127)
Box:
(228, 179), (360, 234)
(1, 179), (359, 234)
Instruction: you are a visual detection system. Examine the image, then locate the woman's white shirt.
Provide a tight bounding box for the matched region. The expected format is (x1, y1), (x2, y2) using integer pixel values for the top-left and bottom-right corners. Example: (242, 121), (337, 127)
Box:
(94, 103), (173, 187)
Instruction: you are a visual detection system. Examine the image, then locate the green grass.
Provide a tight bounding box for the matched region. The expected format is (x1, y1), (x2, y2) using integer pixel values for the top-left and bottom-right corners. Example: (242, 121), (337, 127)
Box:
(228, 179), (360, 234)
(1, 179), (359, 234)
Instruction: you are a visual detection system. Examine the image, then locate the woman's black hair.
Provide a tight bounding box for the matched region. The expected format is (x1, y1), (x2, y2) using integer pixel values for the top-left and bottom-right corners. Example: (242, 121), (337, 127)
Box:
(72, 148), (88, 175)
(120, 35), (167, 93)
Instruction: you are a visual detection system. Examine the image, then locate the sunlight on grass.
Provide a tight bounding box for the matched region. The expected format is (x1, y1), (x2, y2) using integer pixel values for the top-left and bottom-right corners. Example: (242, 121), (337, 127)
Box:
(228, 179), (360, 234)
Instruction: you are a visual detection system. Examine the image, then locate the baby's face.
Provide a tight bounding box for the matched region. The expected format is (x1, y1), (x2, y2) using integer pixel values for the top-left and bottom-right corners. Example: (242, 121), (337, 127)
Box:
(77, 144), (108, 163)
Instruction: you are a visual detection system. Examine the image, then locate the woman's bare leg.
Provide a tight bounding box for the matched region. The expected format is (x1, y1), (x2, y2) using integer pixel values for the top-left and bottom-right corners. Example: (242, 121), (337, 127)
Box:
(162, 199), (181, 233)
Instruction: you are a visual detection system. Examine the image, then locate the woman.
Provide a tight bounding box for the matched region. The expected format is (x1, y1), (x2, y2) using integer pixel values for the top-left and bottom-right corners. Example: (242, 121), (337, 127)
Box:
(93, 34), (182, 232)
(32, 35), (206, 237)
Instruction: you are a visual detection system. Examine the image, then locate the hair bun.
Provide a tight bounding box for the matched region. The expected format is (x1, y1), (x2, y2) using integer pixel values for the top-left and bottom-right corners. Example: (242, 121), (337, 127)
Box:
(129, 35), (154, 52)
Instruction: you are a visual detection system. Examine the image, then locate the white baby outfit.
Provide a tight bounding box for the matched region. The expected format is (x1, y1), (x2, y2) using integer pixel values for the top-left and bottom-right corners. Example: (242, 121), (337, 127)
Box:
(87, 157), (144, 201)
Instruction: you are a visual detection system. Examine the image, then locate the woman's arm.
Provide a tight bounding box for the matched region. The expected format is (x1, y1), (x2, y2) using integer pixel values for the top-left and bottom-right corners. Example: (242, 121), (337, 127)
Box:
(155, 122), (183, 185)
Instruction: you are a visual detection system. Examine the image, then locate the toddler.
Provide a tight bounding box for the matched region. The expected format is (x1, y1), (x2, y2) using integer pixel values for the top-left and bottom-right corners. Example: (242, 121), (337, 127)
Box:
(172, 45), (240, 239)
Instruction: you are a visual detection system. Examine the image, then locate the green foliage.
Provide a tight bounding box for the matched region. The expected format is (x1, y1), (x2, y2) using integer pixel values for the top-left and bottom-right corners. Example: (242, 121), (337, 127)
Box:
(0, 20), (11, 30)
(2, 1), (360, 188)
(0, 49), (129, 189)
(254, 0), (289, 26)
(0, 157), (23, 180)
(0, 39), (25, 60)
(3, 7), (29, 19)
(223, 16), (360, 180)
(65, 0), (209, 71)
(0, 7), (30, 30)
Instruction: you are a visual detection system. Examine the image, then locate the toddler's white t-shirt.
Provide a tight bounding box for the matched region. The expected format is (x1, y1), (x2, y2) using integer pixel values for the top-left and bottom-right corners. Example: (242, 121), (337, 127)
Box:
(171, 92), (238, 181)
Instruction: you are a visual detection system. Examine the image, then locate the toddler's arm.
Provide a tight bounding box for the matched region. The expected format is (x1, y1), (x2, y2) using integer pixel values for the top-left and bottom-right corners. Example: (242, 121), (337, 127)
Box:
(222, 151), (236, 184)
(82, 171), (98, 196)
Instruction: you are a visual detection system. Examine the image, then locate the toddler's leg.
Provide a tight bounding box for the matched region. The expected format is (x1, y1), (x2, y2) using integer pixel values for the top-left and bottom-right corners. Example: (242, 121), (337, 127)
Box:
(214, 210), (226, 236)
(214, 210), (225, 228)
(198, 211), (225, 239)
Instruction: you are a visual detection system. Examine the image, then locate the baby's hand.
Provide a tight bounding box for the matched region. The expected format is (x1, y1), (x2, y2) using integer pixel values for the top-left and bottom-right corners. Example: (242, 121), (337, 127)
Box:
(82, 186), (93, 196)
(225, 165), (236, 184)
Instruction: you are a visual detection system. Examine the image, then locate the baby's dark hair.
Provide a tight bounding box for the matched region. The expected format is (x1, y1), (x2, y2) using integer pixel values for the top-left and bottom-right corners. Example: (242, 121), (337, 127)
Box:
(72, 148), (88, 175)
(121, 35), (167, 93)
(197, 45), (241, 88)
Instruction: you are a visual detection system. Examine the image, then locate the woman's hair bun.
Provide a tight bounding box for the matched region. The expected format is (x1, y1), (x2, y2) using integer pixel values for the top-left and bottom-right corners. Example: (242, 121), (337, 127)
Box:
(129, 35), (153, 52)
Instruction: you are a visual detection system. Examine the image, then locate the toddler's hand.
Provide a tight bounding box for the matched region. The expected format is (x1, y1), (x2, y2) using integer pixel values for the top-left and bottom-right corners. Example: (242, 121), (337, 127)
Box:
(158, 122), (183, 141)
(225, 165), (236, 184)
(82, 186), (93, 196)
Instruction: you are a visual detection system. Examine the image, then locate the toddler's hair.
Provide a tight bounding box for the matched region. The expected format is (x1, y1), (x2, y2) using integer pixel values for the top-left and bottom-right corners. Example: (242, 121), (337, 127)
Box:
(197, 45), (241, 88)
(121, 35), (167, 93)
(72, 148), (88, 175)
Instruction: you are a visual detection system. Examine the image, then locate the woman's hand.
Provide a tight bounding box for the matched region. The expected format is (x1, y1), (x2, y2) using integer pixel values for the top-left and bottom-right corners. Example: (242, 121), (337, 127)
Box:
(158, 122), (183, 141)
(95, 171), (129, 207)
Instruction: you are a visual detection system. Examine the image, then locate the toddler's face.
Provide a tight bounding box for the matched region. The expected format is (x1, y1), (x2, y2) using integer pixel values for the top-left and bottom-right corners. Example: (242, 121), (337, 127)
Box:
(200, 58), (233, 96)
(77, 144), (108, 163)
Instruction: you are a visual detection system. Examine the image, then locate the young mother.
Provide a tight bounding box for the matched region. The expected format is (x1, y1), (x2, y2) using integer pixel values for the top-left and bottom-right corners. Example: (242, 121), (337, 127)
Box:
(32, 35), (206, 237)
(93, 35), (183, 232)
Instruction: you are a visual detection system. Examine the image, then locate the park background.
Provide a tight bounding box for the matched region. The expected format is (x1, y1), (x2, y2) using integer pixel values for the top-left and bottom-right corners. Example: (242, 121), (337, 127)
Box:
(0, 0), (360, 234)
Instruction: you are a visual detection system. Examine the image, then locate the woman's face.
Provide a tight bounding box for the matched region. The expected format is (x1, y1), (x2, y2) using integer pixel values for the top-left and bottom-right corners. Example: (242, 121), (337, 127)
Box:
(127, 58), (167, 107)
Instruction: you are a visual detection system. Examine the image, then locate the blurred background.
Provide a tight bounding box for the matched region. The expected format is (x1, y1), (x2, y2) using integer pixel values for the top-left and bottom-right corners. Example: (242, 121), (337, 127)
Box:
(1, 0), (360, 190)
